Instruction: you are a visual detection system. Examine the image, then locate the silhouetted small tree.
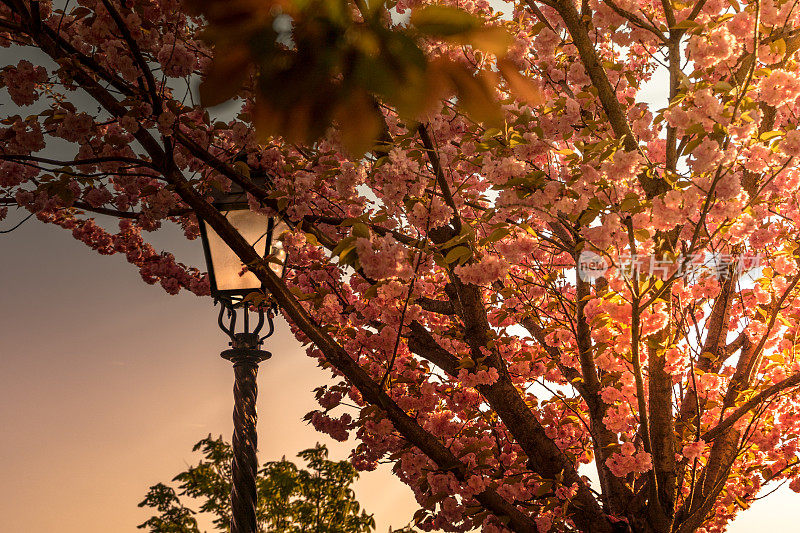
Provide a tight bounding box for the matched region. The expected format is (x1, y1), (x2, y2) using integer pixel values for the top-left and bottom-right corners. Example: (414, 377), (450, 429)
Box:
(138, 437), (377, 533)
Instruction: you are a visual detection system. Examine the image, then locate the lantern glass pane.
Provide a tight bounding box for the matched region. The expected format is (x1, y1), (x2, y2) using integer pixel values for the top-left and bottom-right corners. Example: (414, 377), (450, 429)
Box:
(205, 209), (270, 293)
(269, 219), (289, 277)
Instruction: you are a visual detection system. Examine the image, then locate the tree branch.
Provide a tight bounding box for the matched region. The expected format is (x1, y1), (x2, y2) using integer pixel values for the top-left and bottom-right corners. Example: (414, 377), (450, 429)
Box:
(702, 373), (800, 442)
(602, 0), (667, 42)
(99, 0), (162, 114)
(418, 123), (461, 234)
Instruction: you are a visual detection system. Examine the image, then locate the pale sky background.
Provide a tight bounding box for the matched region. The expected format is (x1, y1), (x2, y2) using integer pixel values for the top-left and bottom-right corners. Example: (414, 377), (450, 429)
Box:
(2, 3), (800, 531)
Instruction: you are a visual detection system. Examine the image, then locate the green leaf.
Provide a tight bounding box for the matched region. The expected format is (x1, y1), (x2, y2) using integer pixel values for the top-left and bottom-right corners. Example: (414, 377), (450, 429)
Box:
(410, 6), (481, 37)
(671, 19), (701, 30)
(578, 209), (598, 225)
(445, 245), (472, 265)
(618, 193), (640, 213)
(351, 222), (370, 239)
(464, 26), (513, 55)
(457, 357), (476, 369)
(232, 160), (250, 178)
(534, 481), (552, 497)
(331, 235), (357, 257)
(760, 130), (783, 141)
(340, 246), (359, 266)
(713, 81), (734, 93)
(485, 227), (510, 243)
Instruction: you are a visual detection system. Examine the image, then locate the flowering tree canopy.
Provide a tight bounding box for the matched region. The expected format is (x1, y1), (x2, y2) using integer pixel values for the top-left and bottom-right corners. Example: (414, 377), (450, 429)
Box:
(4, 0), (800, 532)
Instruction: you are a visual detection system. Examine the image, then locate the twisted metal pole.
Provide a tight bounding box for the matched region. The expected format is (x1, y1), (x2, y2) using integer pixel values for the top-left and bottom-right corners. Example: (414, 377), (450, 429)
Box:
(219, 304), (273, 533)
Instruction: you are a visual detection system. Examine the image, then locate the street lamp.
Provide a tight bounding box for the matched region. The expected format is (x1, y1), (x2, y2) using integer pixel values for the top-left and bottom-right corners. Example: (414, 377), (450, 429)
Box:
(198, 184), (287, 533)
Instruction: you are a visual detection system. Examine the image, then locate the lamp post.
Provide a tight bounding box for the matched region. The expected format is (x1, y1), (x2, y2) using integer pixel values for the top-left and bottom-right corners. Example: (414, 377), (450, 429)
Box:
(198, 185), (287, 533)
